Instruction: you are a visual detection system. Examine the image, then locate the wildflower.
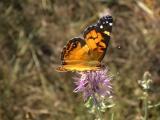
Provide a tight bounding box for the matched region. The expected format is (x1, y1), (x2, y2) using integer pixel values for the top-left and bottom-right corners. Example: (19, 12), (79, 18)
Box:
(138, 71), (153, 120)
(138, 71), (153, 91)
(73, 67), (112, 108)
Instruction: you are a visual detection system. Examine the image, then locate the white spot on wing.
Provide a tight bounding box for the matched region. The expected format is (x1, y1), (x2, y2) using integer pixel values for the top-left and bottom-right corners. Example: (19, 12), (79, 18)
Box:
(100, 25), (103, 29)
(109, 23), (113, 26)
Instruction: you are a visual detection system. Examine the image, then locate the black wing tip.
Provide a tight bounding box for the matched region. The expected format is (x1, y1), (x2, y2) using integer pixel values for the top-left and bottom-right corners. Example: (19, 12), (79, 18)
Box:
(99, 15), (113, 22)
(98, 15), (113, 25)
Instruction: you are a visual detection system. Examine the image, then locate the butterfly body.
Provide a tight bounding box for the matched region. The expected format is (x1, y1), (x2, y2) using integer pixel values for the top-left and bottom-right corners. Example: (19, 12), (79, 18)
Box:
(56, 16), (113, 72)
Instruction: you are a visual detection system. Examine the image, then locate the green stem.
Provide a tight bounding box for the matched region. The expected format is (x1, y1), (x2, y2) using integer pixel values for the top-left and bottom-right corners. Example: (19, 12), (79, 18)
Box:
(96, 106), (103, 120)
(144, 92), (148, 120)
(110, 112), (114, 120)
(92, 94), (103, 120)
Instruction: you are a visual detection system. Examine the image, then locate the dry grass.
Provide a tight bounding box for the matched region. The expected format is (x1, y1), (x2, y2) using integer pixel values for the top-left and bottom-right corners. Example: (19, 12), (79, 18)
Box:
(0, 0), (160, 120)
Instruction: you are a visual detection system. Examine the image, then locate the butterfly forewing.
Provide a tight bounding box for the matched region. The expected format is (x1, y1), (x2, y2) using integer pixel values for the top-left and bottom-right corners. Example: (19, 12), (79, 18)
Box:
(56, 15), (113, 72)
(83, 16), (113, 61)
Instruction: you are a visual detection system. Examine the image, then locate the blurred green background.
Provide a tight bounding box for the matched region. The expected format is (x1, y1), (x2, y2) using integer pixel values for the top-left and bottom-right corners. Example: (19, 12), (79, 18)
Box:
(0, 0), (160, 120)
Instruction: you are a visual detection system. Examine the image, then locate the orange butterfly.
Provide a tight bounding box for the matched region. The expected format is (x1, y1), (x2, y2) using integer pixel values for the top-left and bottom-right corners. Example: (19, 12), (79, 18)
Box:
(56, 16), (113, 72)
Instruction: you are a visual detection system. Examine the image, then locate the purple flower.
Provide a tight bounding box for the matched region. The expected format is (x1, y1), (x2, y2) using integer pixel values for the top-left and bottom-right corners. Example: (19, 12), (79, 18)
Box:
(73, 67), (112, 103)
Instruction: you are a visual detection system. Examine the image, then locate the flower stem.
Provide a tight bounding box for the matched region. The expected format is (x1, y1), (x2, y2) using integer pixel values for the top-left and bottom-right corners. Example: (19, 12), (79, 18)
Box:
(144, 92), (148, 120)
(96, 106), (103, 120)
(92, 94), (103, 120)
(110, 112), (114, 120)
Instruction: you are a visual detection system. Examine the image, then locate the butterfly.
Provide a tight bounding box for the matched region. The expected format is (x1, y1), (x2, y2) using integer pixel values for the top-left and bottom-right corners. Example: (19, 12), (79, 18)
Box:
(56, 15), (113, 72)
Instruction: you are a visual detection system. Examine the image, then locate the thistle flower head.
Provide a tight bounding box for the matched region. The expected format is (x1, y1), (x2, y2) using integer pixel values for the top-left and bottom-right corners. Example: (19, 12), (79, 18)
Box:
(73, 67), (112, 102)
